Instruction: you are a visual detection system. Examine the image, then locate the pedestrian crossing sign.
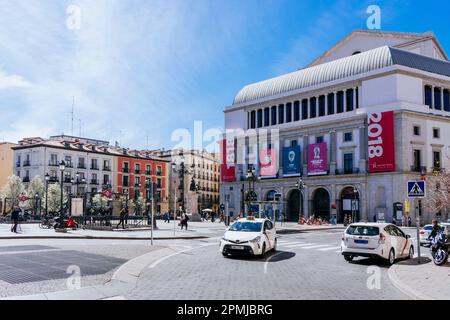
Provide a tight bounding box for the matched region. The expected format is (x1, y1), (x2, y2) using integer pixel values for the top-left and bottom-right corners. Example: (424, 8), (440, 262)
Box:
(407, 181), (426, 198)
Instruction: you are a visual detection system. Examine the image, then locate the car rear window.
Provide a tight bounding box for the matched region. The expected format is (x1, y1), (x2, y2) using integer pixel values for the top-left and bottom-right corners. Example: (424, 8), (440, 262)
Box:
(346, 226), (379, 236)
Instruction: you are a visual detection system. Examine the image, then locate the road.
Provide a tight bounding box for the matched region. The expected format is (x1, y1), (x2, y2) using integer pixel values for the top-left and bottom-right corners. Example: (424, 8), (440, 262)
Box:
(125, 228), (419, 300)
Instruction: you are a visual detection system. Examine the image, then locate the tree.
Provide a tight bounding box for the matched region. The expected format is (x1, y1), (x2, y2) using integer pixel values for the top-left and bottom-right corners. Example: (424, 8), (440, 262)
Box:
(92, 194), (110, 213)
(1, 175), (24, 208)
(25, 176), (45, 212)
(44, 183), (68, 214)
(425, 169), (450, 221)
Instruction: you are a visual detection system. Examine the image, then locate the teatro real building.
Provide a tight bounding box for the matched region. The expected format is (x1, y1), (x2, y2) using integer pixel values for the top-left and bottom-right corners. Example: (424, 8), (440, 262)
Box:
(220, 30), (450, 226)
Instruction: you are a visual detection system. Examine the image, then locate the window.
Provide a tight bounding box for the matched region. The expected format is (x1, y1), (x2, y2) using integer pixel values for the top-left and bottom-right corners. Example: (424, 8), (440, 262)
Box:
(257, 109), (263, 128)
(290, 140), (298, 147)
(433, 151), (441, 170)
(135, 163), (141, 173)
(344, 153), (353, 174)
(413, 149), (421, 172)
(264, 108), (270, 127)
(286, 103), (292, 123)
(250, 111), (256, 129)
(413, 126), (420, 136)
(103, 175), (109, 185)
(444, 89), (450, 112)
(123, 162), (129, 172)
(146, 165), (151, 175)
(316, 136), (324, 144)
(301, 99), (308, 120)
(156, 166), (162, 176)
(318, 95), (325, 117)
(344, 132), (353, 142)
(123, 175), (129, 187)
(337, 91), (344, 113)
(271, 106), (277, 125)
(309, 97), (316, 118)
(424, 85), (432, 108)
(103, 160), (110, 170)
(433, 128), (440, 139)
(65, 156), (72, 167)
(327, 93), (335, 115)
(346, 89), (354, 112)
(135, 176), (141, 186)
(157, 178), (162, 188)
(278, 104), (284, 124)
(434, 87), (442, 110)
(50, 154), (58, 165)
(78, 157), (85, 168)
(293, 101), (300, 121)
(91, 159), (98, 170)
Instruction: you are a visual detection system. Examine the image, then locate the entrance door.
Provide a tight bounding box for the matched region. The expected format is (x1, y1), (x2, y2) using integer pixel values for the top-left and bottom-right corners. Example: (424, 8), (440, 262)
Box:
(313, 188), (330, 220)
(286, 189), (301, 222)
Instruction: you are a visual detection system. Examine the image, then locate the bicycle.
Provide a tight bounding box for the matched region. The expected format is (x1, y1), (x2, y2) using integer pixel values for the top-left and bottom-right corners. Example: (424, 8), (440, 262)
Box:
(39, 215), (54, 229)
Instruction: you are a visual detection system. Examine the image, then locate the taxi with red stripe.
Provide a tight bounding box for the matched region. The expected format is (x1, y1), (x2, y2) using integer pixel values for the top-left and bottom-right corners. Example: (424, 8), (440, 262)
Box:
(220, 216), (277, 257)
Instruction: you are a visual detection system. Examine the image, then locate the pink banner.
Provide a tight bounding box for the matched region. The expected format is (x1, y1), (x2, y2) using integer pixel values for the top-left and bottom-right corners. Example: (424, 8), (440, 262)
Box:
(260, 149), (278, 177)
(308, 143), (328, 175)
(368, 111), (396, 172)
(220, 139), (236, 182)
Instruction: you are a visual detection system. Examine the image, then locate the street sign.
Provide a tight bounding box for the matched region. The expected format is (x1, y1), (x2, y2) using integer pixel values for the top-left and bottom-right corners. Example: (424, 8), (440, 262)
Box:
(407, 181), (426, 198)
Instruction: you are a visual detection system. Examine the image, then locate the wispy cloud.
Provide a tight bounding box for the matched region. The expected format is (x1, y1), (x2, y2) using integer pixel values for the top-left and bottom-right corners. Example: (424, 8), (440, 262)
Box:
(0, 70), (31, 89)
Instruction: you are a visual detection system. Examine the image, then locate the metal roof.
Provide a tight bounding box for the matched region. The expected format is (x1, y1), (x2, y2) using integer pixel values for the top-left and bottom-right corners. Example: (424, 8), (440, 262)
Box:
(233, 46), (450, 106)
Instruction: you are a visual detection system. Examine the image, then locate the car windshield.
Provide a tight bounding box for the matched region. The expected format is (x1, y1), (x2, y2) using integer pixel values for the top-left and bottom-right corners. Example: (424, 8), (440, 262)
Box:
(346, 226), (379, 236)
(229, 221), (262, 232)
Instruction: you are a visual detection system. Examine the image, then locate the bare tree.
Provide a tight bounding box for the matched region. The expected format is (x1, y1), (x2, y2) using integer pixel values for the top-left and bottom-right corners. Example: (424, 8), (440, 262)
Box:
(425, 169), (450, 221)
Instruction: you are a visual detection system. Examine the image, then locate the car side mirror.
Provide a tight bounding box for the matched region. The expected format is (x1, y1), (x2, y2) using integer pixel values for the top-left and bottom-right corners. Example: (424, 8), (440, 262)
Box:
(406, 235), (411, 239)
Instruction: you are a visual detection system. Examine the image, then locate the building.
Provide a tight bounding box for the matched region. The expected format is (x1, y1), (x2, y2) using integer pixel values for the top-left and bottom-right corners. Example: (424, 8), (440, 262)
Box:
(220, 30), (450, 225)
(153, 149), (220, 214)
(114, 149), (170, 214)
(0, 142), (16, 190)
(12, 136), (115, 196)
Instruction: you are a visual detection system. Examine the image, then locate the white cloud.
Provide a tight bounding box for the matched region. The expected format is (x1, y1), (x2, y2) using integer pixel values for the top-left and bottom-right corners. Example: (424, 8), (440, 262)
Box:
(0, 70), (31, 89)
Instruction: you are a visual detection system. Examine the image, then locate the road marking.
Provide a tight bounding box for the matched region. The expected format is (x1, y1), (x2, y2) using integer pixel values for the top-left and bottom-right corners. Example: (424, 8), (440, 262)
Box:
(282, 242), (314, 248)
(277, 241), (300, 245)
(299, 244), (332, 250)
(317, 246), (341, 251)
(263, 251), (284, 274)
(148, 243), (216, 269)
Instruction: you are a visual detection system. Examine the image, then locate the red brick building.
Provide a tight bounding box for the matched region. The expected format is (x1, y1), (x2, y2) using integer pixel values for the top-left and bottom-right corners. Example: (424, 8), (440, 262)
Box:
(114, 149), (170, 213)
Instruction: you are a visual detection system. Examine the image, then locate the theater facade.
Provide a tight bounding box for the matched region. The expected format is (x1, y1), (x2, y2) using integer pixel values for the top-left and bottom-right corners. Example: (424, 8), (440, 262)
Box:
(220, 30), (450, 225)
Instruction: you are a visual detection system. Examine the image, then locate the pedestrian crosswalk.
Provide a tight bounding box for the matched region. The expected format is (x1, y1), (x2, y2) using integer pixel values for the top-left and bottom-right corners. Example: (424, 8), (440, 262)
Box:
(277, 239), (341, 253)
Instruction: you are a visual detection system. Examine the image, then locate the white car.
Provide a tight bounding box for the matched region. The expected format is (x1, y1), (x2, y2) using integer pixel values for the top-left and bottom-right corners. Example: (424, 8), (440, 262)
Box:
(341, 223), (414, 265)
(419, 224), (434, 246)
(220, 217), (277, 257)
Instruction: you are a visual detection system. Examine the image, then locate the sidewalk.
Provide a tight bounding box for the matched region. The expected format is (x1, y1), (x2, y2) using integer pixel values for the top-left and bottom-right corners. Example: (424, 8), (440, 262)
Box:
(388, 257), (450, 300)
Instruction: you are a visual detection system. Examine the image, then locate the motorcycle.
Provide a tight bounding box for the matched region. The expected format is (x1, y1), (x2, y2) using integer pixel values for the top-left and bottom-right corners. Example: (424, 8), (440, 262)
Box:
(429, 230), (449, 266)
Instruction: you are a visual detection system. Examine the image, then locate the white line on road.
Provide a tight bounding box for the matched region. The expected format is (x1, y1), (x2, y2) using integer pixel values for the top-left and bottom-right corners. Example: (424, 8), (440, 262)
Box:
(263, 251), (285, 274)
(282, 243), (314, 248)
(299, 245), (332, 250)
(317, 246), (341, 251)
(148, 243), (217, 269)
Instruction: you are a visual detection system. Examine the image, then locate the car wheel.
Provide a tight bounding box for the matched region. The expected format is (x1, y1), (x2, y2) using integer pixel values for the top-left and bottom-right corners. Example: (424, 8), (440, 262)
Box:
(222, 253), (228, 258)
(407, 246), (414, 260)
(387, 249), (395, 265)
(260, 243), (266, 258)
(344, 255), (353, 262)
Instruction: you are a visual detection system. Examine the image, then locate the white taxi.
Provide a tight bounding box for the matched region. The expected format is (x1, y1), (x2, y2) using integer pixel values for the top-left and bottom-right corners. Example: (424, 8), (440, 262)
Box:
(220, 217), (277, 257)
(341, 223), (414, 265)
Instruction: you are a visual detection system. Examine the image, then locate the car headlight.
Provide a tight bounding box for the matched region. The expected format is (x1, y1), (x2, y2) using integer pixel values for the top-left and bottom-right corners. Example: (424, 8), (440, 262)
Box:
(250, 236), (261, 243)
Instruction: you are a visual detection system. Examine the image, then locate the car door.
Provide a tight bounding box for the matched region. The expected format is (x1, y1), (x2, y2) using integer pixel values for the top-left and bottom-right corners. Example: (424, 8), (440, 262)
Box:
(392, 226), (408, 257)
(263, 221), (275, 249)
(384, 226), (398, 257)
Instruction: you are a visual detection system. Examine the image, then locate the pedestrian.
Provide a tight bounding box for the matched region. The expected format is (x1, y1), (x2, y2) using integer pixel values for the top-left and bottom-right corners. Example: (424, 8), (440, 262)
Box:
(164, 212), (170, 223)
(373, 214), (377, 222)
(407, 216), (412, 227)
(11, 206), (20, 233)
(116, 207), (127, 229)
(211, 212), (215, 223)
(180, 212), (189, 230)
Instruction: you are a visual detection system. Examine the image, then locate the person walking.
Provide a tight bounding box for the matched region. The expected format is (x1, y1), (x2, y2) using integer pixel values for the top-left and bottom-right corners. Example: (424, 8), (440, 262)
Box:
(180, 213), (189, 230)
(407, 216), (412, 227)
(164, 212), (170, 223)
(116, 207), (127, 229)
(11, 206), (20, 233)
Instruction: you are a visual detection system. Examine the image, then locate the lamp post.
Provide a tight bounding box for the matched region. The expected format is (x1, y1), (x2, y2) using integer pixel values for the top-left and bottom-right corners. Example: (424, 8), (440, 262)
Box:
(171, 162), (177, 236)
(246, 165), (258, 216)
(58, 161), (66, 229)
(124, 189), (129, 211)
(45, 173), (50, 216)
(352, 186), (359, 224)
(295, 178), (306, 222)
(34, 192), (39, 219)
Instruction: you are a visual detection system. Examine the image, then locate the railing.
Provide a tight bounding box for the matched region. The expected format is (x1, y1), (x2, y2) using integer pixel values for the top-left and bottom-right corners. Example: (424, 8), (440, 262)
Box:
(66, 163), (73, 168)
(410, 165), (427, 173)
(49, 177), (59, 183)
(78, 164), (87, 169)
(135, 170), (141, 174)
(336, 168), (360, 175)
(156, 171), (162, 176)
(90, 180), (99, 185)
(64, 178), (72, 183)
(145, 171), (152, 175)
(103, 167), (111, 171)
(16, 162), (21, 168)
(123, 168), (129, 173)
(49, 161), (59, 167)
(23, 161), (31, 167)
(91, 166), (99, 170)
(23, 177), (30, 183)
(79, 215), (153, 230)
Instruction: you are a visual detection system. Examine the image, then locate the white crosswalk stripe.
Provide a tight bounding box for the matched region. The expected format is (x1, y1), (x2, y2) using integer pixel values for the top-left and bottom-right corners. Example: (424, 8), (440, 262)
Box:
(283, 243), (317, 248)
(318, 246), (341, 251)
(299, 245), (332, 250)
(277, 239), (343, 253)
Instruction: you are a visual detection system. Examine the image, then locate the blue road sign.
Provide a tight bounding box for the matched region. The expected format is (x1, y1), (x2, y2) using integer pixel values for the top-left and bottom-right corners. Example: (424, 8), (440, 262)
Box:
(407, 181), (426, 198)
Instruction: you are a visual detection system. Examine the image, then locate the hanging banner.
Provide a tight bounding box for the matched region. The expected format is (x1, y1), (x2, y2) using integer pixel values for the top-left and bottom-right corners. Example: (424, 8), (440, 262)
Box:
(260, 149), (278, 178)
(307, 143), (328, 176)
(71, 198), (84, 217)
(368, 111), (396, 172)
(283, 146), (301, 177)
(220, 138), (236, 182)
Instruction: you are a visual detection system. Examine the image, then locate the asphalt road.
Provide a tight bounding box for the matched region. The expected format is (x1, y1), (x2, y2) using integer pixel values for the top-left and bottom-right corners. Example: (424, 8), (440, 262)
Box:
(124, 228), (419, 300)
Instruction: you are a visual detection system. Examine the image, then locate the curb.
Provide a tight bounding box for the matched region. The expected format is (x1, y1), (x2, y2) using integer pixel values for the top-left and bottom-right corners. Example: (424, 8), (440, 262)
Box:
(387, 264), (434, 300)
(0, 235), (209, 241)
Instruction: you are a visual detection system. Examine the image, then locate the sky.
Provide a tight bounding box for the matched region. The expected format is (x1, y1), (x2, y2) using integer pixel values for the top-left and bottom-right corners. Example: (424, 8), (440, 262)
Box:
(0, 0), (449, 152)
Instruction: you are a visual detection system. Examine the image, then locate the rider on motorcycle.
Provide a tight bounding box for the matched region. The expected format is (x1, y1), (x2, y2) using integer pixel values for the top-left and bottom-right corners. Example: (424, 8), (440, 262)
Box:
(429, 219), (441, 240)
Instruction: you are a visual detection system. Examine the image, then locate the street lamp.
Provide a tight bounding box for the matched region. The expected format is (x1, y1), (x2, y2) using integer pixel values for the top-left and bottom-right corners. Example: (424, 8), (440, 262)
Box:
(245, 165), (258, 216)
(295, 178), (306, 222)
(352, 186), (359, 223)
(171, 162), (178, 237)
(45, 173), (50, 216)
(58, 160), (66, 229)
(35, 192), (39, 218)
(124, 189), (129, 210)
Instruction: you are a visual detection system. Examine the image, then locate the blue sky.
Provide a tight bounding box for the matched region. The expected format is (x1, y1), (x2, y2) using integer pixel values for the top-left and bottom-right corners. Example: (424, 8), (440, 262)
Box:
(0, 0), (449, 151)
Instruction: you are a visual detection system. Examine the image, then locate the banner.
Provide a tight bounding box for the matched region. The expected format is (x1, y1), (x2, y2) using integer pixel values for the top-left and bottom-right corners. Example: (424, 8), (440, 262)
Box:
(71, 198), (84, 217)
(368, 111), (396, 172)
(283, 146), (301, 177)
(260, 149), (278, 178)
(220, 138), (236, 182)
(307, 143), (328, 175)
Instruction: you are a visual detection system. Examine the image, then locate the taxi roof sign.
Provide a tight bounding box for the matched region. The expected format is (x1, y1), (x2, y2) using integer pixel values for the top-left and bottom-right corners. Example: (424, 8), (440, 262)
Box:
(407, 181), (426, 198)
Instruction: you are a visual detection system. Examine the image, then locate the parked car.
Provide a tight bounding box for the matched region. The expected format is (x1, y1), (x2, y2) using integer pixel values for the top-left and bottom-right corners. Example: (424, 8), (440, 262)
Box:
(419, 224), (435, 246)
(220, 217), (276, 257)
(341, 223), (414, 265)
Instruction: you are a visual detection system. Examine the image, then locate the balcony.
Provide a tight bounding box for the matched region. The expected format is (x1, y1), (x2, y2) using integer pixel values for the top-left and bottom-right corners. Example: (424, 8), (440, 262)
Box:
(156, 171), (162, 176)
(90, 165), (99, 170)
(135, 170), (141, 174)
(23, 161), (31, 167)
(103, 166), (111, 171)
(49, 161), (59, 167)
(64, 177), (72, 183)
(15, 162), (21, 168)
(123, 182), (129, 187)
(78, 164), (87, 169)
(49, 177), (59, 183)
(90, 179), (99, 185)
(336, 168), (360, 175)
(410, 165), (427, 173)
(145, 170), (152, 175)
(123, 167), (129, 173)
(22, 177), (30, 183)
(66, 163), (73, 168)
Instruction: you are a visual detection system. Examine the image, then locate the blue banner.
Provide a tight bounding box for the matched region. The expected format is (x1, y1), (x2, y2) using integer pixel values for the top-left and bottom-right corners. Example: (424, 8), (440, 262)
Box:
(283, 146), (301, 176)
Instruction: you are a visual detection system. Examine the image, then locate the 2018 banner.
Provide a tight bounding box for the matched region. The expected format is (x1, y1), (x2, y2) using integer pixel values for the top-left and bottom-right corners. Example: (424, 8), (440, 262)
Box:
(260, 149), (278, 178)
(368, 111), (396, 172)
(220, 138), (236, 182)
(283, 146), (301, 177)
(307, 143), (328, 176)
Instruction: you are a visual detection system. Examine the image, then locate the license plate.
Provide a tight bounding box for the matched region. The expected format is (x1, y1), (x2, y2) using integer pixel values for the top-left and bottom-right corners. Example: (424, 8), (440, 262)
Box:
(231, 246), (244, 250)
(354, 240), (368, 244)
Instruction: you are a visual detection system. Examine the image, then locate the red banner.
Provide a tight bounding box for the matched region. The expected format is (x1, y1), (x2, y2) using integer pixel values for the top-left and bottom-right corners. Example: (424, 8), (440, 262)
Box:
(368, 111), (396, 172)
(260, 149), (278, 177)
(220, 138), (236, 182)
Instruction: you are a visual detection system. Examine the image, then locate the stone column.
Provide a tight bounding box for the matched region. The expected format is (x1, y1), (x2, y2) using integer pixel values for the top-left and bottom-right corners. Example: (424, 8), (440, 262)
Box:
(303, 186), (309, 219)
(353, 87), (357, 110)
(303, 135), (309, 176)
(431, 85), (435, 109)
(343, 90), (347, 112)
(325, 94), (328, 116)
(329, 131), (337, 175)
(359, 126), (367, 173)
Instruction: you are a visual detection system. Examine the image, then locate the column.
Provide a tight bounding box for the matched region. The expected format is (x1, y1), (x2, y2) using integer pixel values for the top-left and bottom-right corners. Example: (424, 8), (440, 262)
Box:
(359, 126), (367, 173)
(353, 87), (358, 110)
(334, 91), (337, 113)
(303, 135), (309, 176)
(325, 94), (328, 116)
(431, 85), (435, 109)
(303, 186), (309, 219)
(329, 131), (337, 175)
